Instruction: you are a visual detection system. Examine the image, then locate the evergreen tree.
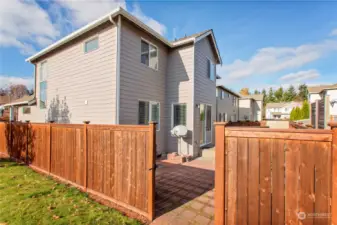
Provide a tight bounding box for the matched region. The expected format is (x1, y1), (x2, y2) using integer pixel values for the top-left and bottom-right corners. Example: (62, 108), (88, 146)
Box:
(268, 87), (275, 102)
(301, 100), (310, 119)
(290, 108), (295, 121)
(274, 87), (284, 102)
(262, 89), (267, 104)
(298, 84), (308, 101)
(284, 85), (297, 102)
(254, 90), (261, 94)
(295, 107), (303, 120)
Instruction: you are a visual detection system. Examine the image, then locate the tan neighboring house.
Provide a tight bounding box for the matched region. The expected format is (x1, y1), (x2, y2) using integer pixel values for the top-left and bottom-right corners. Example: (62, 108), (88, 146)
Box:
(238, 94), (264, 121)
(20, 7), (222, 157)
(215, 85), (240, 122)
(265, 101), (302, 120)
(3, 95), (35, 121)
(308, 84), (337, 127)
(0, 96), (10, 120)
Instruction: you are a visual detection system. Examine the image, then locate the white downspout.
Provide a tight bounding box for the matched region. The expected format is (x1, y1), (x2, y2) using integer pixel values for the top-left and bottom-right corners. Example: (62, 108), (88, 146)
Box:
(109, 15), (121, 124)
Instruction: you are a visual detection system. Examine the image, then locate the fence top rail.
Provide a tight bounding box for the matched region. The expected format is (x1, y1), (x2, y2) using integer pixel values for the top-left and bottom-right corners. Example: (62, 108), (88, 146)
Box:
(225, 128), (332, 142)
(225, 126), (333, 134)
(87, 124), (151, 131)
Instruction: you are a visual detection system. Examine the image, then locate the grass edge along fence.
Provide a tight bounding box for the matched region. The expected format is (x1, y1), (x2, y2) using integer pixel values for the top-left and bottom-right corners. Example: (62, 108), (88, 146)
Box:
(0, 121), (157, 223)
(214, 122), (337, 225)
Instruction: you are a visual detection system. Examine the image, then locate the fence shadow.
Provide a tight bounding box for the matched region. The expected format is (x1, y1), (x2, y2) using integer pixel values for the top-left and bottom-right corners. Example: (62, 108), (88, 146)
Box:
(4, 122), (36, 163)
(155, 161), (214, 218)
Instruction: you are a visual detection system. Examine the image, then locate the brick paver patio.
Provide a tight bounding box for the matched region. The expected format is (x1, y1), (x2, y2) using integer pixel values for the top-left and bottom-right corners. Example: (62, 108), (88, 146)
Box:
(151, 158), (215, 225)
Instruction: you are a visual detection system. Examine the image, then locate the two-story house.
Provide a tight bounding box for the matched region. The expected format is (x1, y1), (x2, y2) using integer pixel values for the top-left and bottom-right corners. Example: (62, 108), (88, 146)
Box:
(265, 102), (302, 119)
(215, 85), (240, 122)
(18, 7), (222, 158)
(238, 94), (263, 121)
(308, 84), (337, 126)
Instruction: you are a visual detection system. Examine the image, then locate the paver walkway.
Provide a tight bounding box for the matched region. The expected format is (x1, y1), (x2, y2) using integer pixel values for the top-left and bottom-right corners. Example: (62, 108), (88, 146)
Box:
(151, 157), (215, 225)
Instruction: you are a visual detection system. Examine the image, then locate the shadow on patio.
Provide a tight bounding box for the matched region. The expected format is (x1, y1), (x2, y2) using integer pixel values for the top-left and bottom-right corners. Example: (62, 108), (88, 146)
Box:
(153, 160), (215, 225)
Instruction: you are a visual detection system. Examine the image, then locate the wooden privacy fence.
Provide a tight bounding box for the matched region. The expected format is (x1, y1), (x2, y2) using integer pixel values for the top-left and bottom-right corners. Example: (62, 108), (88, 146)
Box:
(0, 122), (156, 221)
(214, 123), (337, 225)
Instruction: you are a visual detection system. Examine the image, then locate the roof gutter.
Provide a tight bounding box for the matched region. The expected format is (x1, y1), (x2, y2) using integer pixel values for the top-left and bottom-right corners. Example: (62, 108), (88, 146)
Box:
(3, 101), (29, 107)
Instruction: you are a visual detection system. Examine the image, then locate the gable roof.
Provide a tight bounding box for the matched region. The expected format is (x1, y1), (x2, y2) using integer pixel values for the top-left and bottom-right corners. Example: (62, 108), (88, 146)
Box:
(3, 95), (35, 107)
(0, 96), (10, 105)
(26, 7), (222, 64)
(308, 84), (337, 93)
(240, 94), (264, 101)
(216, 85), (240, 98)
(265, 101), (302, 109)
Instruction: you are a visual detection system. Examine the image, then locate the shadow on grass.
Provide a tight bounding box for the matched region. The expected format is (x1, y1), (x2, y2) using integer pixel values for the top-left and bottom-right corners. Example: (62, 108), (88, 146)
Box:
(0, 158), (26, 167)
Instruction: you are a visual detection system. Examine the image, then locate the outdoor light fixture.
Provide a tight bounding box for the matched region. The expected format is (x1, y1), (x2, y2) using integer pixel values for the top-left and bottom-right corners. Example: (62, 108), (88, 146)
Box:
(330, 99), (337, 107)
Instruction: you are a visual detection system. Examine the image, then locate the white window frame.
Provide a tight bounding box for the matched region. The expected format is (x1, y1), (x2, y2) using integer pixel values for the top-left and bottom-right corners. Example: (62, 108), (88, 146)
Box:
(140, 38), (159, 71)
(171, 103), (187, 128)
(84, 36), (99, 53)
(39, 60), (47, 109)
(138, 100), (160, 131)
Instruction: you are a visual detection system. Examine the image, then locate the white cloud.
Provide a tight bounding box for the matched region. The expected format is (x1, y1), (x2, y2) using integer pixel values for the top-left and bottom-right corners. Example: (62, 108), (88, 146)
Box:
(55, 0), (126, 27)
(0, 75), (34, 89)
(330, 29), (337, 36)
(130, 3), (167, 36)
(279, 69), (320, 83)
(0, 0), (59, 55)
(218, 40), (337, 79)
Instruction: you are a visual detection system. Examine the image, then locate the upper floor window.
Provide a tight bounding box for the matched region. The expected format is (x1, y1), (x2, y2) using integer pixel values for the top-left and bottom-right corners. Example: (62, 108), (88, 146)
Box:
(141, 39), (158, 70)
(232, 96), (237, 106)
(84, 37), (99, 53)
(207, 59), (215, 81)
(40, 61), (47, 109)
(138, 100), (160, 131)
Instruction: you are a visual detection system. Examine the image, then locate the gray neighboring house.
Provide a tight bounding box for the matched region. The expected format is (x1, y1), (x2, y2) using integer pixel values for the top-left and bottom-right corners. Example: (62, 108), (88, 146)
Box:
(20, 7), (222, 157)
(215, 85), (240, 122)
(238, 94), (264, 121)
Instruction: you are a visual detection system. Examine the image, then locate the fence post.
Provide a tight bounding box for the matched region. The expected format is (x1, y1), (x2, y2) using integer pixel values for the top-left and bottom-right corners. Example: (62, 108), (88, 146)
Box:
(47, 122), (52, 173)
(315, 100), (319, 129)
(148, 122), (156, 221)
(25, 121), (29, 164)
(214, 122), (227, 225)
(83, 121), (90, 191)
(330, 122), (337, 225)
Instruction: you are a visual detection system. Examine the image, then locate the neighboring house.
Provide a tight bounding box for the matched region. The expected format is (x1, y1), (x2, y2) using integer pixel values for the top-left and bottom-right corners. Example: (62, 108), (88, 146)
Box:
(308, 84), (337, 126)
(3, 95), (35, 121)
(238, 94), (263, 121)
(0, 96), (10, 119)
(265, 102), (303, 119)
(21, 7), (222, 157)
(215, 85), (240, 122)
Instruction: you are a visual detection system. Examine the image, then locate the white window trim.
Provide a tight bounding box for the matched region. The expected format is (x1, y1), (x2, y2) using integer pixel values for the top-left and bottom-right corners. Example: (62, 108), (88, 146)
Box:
(171, 103), (187, 128)
(138, 99), (160, 131)
(84, 36), (99, 53)
(39, 60), (48, 109)
(140, 37), (159, 71)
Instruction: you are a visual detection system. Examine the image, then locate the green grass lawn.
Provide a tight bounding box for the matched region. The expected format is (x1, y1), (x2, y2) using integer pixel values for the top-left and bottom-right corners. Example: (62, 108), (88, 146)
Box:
(0, 158), (142, 225)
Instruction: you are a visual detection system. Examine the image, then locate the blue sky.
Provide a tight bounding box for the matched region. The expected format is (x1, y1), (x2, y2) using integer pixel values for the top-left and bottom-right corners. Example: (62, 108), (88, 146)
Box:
(1, 0), (337, 92)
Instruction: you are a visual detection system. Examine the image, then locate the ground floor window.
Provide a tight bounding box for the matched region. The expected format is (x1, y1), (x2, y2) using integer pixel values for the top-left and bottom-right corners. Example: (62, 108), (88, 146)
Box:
(206, 105), (211, 131)
(172, 103), (187, 127)
(22, 106), (31, 114)
(138, 100), (160, 130)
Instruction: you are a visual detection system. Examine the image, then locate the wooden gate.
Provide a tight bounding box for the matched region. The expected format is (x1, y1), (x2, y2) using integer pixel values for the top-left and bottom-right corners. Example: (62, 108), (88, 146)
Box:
(214, 123), (337, 225)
